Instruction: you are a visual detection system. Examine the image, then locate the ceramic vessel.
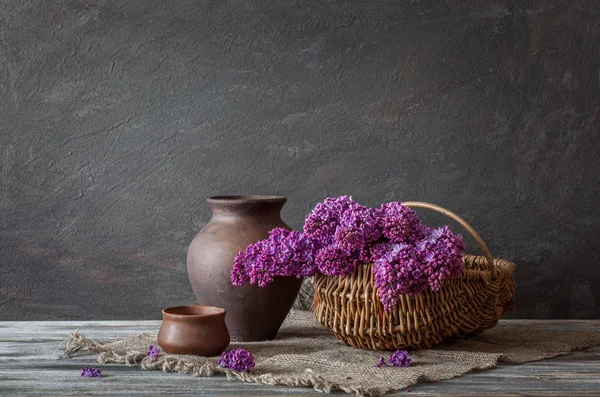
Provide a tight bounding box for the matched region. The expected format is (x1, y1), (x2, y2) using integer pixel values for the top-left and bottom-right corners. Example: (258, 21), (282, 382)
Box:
(157, 305), (230, 356)
(187, 195), (303, 342)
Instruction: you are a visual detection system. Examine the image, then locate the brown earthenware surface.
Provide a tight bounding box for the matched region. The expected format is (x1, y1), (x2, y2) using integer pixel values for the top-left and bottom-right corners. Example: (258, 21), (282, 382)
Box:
(157, 305), (230, 356)
(187, 195), (303, 342)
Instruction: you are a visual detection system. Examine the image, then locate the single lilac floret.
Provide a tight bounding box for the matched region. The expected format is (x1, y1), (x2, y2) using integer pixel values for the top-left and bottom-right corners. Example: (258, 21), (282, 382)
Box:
(148, 345), (160, 360)
(389, 350), (412, 367)
(218, 348), (255, 372)
(81, 367), (102, 378)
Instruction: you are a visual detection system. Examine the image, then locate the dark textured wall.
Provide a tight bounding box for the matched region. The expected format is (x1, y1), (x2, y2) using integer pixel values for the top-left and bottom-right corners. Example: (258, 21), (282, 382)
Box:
(1, 0), (599, 320)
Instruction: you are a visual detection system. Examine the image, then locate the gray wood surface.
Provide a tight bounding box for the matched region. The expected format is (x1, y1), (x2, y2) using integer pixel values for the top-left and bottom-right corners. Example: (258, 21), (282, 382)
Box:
(0, 320), (598, 396)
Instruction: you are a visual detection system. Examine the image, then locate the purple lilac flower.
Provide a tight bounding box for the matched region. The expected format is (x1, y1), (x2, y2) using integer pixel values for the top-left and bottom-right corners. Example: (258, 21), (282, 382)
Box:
(231, 228), (317, 287)
(377, 356), (389, 367)
(356, 242), (377, 263)
(335, 206), (382, 251)
(231, 196), (467, 313)
(378, 350), (412, 368)
(369, 242), (392, 262)
(231, 239), (263, 286)
(218, 348), (255, 372)
(303, 196), (360, 246)
(416, 226), (466, 292)
(372, 244), (428, 311)
(389, 350), (412, 367)
(274, 228), (318, 277)
(314, 244), (359, 277)
(81, 368), (102, 378)
(148, 345), (160, 360)
(380, 202), (429, 244)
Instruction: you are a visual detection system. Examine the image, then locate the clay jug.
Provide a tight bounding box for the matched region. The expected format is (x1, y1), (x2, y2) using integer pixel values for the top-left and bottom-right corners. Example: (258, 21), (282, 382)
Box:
(187, 195), (303, 342)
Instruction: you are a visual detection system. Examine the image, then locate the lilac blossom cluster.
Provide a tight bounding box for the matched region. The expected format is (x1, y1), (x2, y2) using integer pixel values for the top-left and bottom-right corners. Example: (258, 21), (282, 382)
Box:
(377, 350), (412, 368)
(416, 226), (466, 292)
(372, 243), (428, 311)
(314, 244), (359, 277)
(218, 348), (255, 372)
(231, 228), (317, 287)
(389, 350), (412, 367)
(231, 196), (466, 311)
(80, 368), (102, 378)
(303, 196), (360, 246)
(380, 202), (429, 244)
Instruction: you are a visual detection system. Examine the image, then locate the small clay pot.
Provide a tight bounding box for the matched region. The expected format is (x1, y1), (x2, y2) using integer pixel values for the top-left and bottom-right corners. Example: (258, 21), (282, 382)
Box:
(157, 305), (230, 356)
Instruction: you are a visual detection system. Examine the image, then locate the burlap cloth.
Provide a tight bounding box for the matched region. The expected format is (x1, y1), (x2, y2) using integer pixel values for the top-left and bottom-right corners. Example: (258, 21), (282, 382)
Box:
(63, 311), (600, 396)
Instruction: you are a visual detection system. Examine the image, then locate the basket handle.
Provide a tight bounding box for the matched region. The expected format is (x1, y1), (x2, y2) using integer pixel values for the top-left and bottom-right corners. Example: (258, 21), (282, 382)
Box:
(403, 201), (496, 279)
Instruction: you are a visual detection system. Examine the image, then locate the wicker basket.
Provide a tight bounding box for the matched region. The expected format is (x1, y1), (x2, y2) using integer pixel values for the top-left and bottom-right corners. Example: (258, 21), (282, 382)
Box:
(313, 201), (516, 350)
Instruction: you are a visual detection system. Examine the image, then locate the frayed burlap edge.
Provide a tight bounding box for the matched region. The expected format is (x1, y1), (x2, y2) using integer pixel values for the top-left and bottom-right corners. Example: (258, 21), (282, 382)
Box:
(62, 318), (600, 397)
(63, 331), (384, 396)
(62, 330), (500, 397)
(65, 331), (217, 376)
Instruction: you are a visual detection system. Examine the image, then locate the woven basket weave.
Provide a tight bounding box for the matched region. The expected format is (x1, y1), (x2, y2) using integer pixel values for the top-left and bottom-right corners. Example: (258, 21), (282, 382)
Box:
(313, 201), (516, 350)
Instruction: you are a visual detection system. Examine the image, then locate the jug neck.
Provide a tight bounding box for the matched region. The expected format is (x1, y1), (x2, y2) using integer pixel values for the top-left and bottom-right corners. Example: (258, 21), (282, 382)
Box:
(207, 195), (286, 220)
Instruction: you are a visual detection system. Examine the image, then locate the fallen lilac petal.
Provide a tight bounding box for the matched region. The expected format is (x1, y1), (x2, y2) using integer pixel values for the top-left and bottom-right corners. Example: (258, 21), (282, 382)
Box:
(377, 356), (389, 367)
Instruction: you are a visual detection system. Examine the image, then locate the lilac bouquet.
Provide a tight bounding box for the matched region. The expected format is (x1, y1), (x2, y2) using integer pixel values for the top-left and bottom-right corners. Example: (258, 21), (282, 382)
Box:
(231, 196), (466, 311)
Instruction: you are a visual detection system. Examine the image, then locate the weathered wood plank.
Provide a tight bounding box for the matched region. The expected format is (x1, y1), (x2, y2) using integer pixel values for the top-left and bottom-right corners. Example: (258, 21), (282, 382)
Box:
(0, 320), (598, 396)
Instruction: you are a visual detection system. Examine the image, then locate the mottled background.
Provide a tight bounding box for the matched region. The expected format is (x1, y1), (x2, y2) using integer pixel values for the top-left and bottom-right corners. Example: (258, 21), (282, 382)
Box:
(1, 0), (599, 320)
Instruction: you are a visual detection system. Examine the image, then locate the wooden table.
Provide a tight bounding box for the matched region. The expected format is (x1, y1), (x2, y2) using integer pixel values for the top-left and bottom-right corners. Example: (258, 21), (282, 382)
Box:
(1, 320), (598, 396)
